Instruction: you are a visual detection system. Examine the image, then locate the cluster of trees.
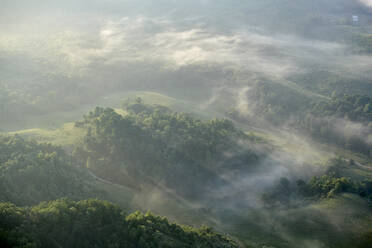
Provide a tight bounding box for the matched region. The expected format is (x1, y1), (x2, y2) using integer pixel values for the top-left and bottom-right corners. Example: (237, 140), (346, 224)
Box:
(311, 94), (372, 122)
(74, 101), (263, 199)
(242, 83), (372, 125)
(230, 82), (311, 125)
(0, 135), (97, 206)
(261, 158), (372, 208)
(301, 94), (372, 156)
(291, 69), (372, 97)
(303, 173), (372, 198)
(123, 99), (255, 168)
(0, 198), (238, 248)
(301, 114), (371, 156)
(228, 81), (372, 156)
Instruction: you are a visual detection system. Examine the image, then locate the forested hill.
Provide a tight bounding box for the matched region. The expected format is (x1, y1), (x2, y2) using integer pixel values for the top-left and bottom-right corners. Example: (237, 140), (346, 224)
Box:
(0, 199), (238, 248)
(0, 122), (241, 248)
(74, 101), (266, 199)
(311, 94), (372, 123)
(228, 82), (372, 156)
(0, 135), (98, 206)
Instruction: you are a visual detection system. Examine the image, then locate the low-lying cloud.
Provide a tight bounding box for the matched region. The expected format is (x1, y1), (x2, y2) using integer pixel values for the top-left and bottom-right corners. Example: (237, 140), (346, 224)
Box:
(2, 14), (364, 82)
(359, 0), (372, 8)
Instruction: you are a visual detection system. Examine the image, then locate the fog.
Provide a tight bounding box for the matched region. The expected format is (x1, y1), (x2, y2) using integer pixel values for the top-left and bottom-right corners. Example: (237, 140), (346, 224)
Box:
(1, 1), (372, 247)
(360, 0), (372, 8)
(2, 0), (372, 83)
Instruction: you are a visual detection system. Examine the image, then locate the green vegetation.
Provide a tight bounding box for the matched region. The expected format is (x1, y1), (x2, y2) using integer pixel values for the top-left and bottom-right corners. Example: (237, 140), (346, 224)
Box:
(305, 173), (371, 198)
(227, 81), (314, 125)
(0, 135), (97, 206)
(6, 123), (85, 148)
(228, 81), (372, 156)
(0, 198), (238, 248)
(2, 1), (372, 246)
(311, 94), (372, 123)
(224, 191), (372, 248)
(302, 94), (372, 156)
(261, 158), (372, 208)
(3, 94), (371, 248)
(74, 101), (263, 198)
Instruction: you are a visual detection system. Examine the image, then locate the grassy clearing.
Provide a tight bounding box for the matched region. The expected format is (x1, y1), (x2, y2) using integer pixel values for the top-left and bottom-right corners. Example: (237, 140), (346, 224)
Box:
(254, 129), (333, 165)
(91, 179), (135, 211)
(6, 122), (85, 147)
(325, 145), (372, 167)
(311, 193), (372, 235)
(227, 193), (372, 248)
(342, 166), (372, 181)
(316, 143), (372, 181)
(1, 103), (95, 132)
(276, 78), (329, 101)
(254, 127), (372, 180)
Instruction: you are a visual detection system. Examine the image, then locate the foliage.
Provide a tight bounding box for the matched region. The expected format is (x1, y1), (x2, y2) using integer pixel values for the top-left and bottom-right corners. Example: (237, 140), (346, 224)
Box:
(305, 158), (372, 199)
(229, 82), (372, 156)
(301, 94), (372, 156)
(0, 135), (97, 206)
(307, 173), (361, 198)
(232, 82), (312, 125)
(261, 158), (372, 208)
(311, 94), (372, 123)
(301, 114), (372, 156)
(0, 199), (238, 248)
(74, 102), (263, 198)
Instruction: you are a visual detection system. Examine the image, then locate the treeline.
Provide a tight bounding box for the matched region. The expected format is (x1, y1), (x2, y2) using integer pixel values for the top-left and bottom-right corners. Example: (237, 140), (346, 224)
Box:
(227, 82), (311, 125)
(302, 94), (372, 156)
(74, 101), (263, 199)
(0, 198), (238, 248)
(311, 94), (372, 123)
(301, 114), (371, 156)
(0, 135), (97, 206)
(242, 83), (372, 124)
(290, 69), (372, 97)
(261, 158), (372, 208)
(228, 83), (372, 156)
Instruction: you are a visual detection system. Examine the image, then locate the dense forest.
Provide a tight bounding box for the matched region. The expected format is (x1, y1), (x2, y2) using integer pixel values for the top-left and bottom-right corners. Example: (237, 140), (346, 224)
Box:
(0, 131), (240, 248)
(262, 160), (372, 208)
(310, 94), (372, 123)
(0, 199), (238, 248)
(74, 101), (264, 199)
(0, 135), (97, 206)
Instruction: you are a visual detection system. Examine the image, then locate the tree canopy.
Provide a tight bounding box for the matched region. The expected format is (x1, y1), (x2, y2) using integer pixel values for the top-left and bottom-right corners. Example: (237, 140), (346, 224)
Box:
(0, 199), (238, 248)
(0, 135), (97, 206)
(74, 103), (263, 199)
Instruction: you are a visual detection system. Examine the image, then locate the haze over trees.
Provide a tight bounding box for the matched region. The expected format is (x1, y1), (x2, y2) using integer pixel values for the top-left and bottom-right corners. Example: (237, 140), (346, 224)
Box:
(0, 199), (238, 248)
(74, 102), (263, 199)
(1, 0), (372, 247)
